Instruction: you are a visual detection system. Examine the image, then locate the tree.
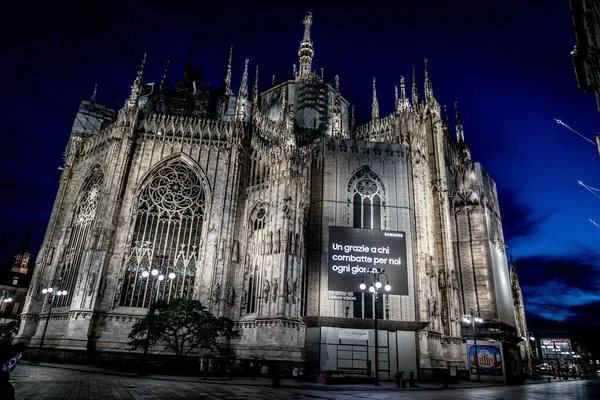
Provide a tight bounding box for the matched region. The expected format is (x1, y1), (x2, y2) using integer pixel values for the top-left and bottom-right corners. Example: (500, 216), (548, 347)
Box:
(128, 299), (221, 361)
(127, 301), (164, 360)
(216, 316), (241, 356)
(0, 321), (19, 343)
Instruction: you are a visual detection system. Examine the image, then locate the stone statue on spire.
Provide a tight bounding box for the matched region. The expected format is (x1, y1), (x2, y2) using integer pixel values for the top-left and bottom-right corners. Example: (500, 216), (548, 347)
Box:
(127, 53), (146, 109)
(298, 12), (314, 79)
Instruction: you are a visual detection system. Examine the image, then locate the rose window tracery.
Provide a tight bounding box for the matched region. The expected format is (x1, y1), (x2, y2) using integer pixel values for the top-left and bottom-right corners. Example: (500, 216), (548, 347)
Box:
(120, 161), (205, 308)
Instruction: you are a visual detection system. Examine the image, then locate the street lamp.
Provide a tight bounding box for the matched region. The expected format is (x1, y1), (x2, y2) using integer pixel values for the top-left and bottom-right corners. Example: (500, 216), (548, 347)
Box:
(463, 309), (483, 382)
(359, 268), (391, 387)
(31, 286), (68, 363)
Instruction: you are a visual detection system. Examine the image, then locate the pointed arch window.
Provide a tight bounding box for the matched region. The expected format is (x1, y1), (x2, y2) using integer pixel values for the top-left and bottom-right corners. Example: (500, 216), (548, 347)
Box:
(54, 169), (104, 308)
(349, 167), (385, 319)
(245, 204), (267, 314)
(120, 161), (205, 308)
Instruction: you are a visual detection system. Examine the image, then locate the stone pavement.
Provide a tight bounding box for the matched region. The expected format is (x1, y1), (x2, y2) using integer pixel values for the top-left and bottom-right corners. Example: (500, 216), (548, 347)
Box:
(10, 362), (600, 399)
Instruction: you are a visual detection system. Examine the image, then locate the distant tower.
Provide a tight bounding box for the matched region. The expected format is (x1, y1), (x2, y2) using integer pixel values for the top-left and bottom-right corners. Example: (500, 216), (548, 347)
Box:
(298, 12), (314, 78)
(11, 231), (31, 276)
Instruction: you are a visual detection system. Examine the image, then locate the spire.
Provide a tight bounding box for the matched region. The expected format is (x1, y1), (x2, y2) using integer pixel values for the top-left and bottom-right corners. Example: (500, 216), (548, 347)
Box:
(321, 67), (324, 80)
(298, 12), (314, 78)
(442, 104), (449, 126)
(221, 45), (233, 96)
(160, 55), (171, 92)
(252, 64), (259, 119)
(454, 101), (464, 142)
(454, 101), (471, 161)
(293, 64), (297, 78)
(394, 85), (399, 112)
(424, 57), (433, 102)
(239, 58), (250, 99)
(372, 77), (379, 120)
(335, 74), (339, 91)
(398, 75), (410, 112)
(235, 58), (250, 121)
(183, 41), (195, 83)
(91, 83), (97, 102)
(127, 53), (146, 108)
(351, 104), (355, 130)
(411, 65), (420, 106)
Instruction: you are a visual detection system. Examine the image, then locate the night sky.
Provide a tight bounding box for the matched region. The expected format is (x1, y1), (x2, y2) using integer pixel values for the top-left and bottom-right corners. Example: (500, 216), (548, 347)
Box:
(1, 1), (598, 331)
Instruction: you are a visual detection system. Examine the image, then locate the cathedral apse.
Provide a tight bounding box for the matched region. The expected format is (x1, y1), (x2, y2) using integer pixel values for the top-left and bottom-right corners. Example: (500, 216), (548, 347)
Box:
(17, 12), (526, 381)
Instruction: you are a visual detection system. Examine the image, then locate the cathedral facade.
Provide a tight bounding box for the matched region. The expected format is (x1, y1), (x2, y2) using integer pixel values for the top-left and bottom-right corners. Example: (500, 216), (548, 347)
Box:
(17, 13), (526, 379)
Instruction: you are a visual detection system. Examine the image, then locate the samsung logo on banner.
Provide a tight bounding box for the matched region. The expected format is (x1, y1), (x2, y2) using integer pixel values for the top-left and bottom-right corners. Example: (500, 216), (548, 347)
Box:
(384, 232), (403, 238)
(328, 294), (357, 301)
(339, 329), (369, 341)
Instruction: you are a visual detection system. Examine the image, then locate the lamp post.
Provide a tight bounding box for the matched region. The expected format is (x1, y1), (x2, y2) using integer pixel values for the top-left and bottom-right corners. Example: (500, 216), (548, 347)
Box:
(359, 268), (391, 387)
(31, 286), (68, 363)
(463, 309), (483, 382)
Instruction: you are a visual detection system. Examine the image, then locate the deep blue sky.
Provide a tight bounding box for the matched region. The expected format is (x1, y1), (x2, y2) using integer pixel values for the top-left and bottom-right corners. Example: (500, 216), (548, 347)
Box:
(1, 1), (598, 330)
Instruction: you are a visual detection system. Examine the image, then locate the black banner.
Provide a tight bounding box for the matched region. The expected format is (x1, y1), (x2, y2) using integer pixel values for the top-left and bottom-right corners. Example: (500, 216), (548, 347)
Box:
(328, 227), (408, 295)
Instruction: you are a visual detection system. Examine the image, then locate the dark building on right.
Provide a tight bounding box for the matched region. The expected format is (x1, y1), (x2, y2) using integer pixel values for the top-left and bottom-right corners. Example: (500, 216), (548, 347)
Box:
(569, 0), (600, 157)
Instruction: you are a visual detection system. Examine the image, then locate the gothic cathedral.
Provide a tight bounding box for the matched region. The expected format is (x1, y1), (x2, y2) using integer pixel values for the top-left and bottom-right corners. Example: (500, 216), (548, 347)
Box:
(17, 13), (528, 379)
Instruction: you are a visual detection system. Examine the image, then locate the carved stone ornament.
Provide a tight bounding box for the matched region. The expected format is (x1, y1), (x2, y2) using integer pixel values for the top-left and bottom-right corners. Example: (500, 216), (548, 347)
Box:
(226, 286), (235, 306)
(272, 278), (279, 302)
(87, 272), (97, 296)
(212, 283), (221, 304)
(263, 279), (270, 303)
(292, 279), (299, 305)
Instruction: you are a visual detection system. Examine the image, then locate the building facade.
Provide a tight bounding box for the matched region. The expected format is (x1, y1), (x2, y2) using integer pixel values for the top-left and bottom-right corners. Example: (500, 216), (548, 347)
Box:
(0, 232), (33, 323)
(16, 13), (521, 379)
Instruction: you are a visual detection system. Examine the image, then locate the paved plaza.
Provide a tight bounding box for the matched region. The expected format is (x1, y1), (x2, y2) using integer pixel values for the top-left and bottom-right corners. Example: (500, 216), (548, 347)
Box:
(8, 363), (600, 399)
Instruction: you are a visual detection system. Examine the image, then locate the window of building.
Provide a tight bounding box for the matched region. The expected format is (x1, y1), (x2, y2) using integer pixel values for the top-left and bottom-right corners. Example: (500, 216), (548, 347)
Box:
(120, 161), (205, 308)
(245, 205), (267, 314)
(349, 167), (385, 319)
(54, 168), (104, 308)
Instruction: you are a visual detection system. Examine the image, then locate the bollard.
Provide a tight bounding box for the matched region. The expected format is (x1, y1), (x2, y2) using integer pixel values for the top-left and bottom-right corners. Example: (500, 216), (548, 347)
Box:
(547, 377), (551, 383)
(409, 370), (415, 388)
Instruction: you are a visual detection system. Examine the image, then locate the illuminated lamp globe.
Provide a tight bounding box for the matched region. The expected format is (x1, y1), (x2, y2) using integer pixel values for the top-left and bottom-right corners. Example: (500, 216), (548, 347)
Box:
(359, 283), (366, 290)
(151, 269), (159, 276)
(463, 318), (471, 324)
(141, 271), (149, 278)
(384, 284), (391, 291)
(529, 336), (535, 341)
(168, 272), (176, 280)
(47, 288), (54, 293)
(375, 281), (382, 289)
(62, 290), (68, 296)
(158, 274), (165, 281)
(369, 286), (375, 293)
(42, 289), (48, 294)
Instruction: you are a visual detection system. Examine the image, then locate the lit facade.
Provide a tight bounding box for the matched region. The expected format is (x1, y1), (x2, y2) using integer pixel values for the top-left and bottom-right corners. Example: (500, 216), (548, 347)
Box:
(16, 13), (521, 379)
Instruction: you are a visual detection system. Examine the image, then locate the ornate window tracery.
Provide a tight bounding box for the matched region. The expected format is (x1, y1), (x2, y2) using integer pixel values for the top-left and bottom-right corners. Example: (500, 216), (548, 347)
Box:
(245, 204), (267, 314)
(349, 167), (385, 319)
(120, 161), (205, 308)
(54, 168), (104, 308)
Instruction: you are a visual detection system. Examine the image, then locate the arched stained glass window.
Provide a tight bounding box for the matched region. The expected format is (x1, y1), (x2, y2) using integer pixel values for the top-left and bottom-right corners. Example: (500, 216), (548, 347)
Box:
(120, 161), (205, 308)
(245, 204), (267, 314)
(54, 168), (104, 308)
(349, 167), (385, 319)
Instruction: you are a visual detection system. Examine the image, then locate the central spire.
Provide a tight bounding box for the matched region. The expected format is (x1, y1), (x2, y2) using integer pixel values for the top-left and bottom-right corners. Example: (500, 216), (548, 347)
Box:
(298, 12), (314, 79)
